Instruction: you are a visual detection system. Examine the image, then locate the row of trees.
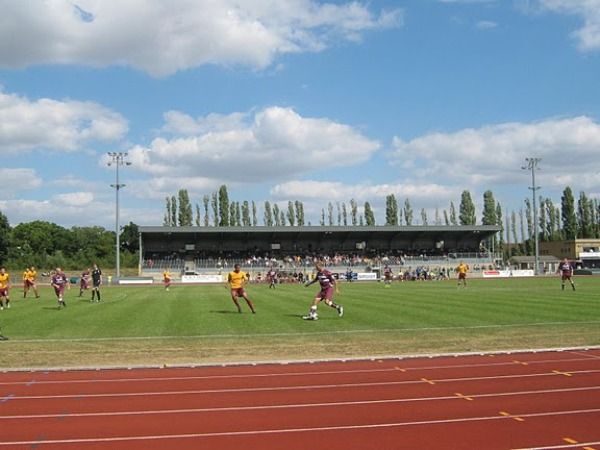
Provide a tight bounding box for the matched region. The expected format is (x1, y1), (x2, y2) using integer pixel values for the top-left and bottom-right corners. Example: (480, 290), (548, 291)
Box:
(1, 185), (599, 270)
(164, 185), (600, 258)
(0, 214), (139, 272)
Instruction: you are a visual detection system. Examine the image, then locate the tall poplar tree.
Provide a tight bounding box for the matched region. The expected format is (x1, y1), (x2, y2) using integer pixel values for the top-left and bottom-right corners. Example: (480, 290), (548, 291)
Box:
(287, 201), (296, 226)
(295, 200), (305, 226)
(404, 198), (413, 225)
(385, 194), (398, 225)
(263, 201), (273, 226)
(459, 190), (476, 225)
(364, 202), (376, 226)
(177, 189), (193, 226)
(561, 187), (577, 240)
(350, 199), (358, 226)
(218, 185), (229, 226)
(202, 195), (210, 226)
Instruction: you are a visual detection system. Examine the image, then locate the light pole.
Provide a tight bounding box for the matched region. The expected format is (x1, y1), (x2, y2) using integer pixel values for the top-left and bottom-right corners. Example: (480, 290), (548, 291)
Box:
(108, 152), (131, 278)
(522, 157), (541, 275)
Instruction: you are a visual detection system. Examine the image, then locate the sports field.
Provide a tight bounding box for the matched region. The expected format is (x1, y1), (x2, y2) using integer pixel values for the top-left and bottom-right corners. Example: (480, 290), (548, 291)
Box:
(0, 276), (599, 369)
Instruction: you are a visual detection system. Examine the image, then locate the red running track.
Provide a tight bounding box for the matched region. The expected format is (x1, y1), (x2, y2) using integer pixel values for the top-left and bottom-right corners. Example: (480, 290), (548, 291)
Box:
(1, 349), (600, 449)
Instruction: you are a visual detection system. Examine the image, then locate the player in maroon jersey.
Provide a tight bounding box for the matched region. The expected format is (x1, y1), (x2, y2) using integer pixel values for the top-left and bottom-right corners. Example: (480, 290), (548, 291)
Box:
(51, 268), (70, 309)
(383, 264), (393, 287)
(557, 258), (576, 291)
(303, 261), (343, 320)
(79, 268), (90, 297)
(267, 267), (277, 289)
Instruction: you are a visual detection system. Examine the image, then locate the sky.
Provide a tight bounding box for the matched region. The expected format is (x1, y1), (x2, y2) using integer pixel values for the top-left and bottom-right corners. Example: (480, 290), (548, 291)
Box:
(1, 0), (600, 232)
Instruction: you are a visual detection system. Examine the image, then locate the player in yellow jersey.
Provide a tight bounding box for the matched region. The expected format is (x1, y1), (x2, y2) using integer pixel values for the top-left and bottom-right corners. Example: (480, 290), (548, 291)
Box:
(0, 268), (11, 310)
(456, 261), (469, 288)
(22, 268), (28, 297)
(163, 267), (171, 291)
(226, 264), (256, 313)
(24, 266), (40, 298)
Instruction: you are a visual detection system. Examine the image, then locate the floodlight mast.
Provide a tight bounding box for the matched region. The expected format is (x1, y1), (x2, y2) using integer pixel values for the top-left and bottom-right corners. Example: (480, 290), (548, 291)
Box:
(107, 152), (132, 278)
(522, 157), (541, 275)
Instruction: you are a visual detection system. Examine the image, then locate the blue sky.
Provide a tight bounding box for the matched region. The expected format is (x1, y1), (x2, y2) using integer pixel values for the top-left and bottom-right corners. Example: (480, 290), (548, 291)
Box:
(1, 0), (600, 233)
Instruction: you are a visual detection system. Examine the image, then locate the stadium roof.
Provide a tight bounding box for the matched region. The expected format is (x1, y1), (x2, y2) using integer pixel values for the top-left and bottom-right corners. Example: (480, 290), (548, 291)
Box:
(139, 225), (501, 255)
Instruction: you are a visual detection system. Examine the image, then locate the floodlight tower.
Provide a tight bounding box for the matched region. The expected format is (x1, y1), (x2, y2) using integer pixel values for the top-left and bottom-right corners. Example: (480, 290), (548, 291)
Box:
(108, 152), (132, 278)
(522, 157), (541, 275)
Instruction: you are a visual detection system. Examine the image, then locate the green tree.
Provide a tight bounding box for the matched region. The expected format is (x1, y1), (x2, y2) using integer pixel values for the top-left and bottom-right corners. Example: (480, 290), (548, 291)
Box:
(10, 221), (74, 267)
(0, 209), (10, 265)
(449, 201), (457, 225)
(119, 222), (139, 253)
(404, 198), (413, 226)
(342, 202), (348, 226)
(327, 202), (334, 226)
(496, 203), (504, 254)
(273, 204), (281, 226)
(287, 201), (296, 226)
(295, 201), (305, 226)
(211, 192), (218, 226)
(577, 191), (594, 238)
(420, 208), (428, 225)
(218, 185), (229, 226)
(482, 190), (497, 225)
(385, 194), (398, 226)
(459, 190), (476, 225)
(561, 187), (577, 240)
(350, 199), (358, 226)
(177, 189), (193, 226)
(203, 195), (210, 227)
(524, 198), (533, 255)
(242, 201), (251, 227)
(482, 190), (498, 250)
(171, 195), (177, 226)
(385, 194), (398, 225)
(364, 202), (375, 226)
(264, 201), (273, 226)
(164, 197), (173, 226)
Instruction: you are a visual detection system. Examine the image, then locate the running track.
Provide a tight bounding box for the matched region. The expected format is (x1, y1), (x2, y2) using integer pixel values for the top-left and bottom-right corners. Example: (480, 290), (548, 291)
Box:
(1, 349), (600, 449)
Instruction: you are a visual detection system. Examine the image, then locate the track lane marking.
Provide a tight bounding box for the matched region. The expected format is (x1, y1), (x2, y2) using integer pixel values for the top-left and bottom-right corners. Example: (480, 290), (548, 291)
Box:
(2, 355), (598, 387)
(1, 385), (599, 420)
(2, 408), (599, 447)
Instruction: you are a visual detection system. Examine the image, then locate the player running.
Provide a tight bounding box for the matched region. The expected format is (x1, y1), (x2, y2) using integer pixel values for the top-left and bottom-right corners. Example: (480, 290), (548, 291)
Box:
(303, 261), (343, 320)
(51, 268), (70, 309)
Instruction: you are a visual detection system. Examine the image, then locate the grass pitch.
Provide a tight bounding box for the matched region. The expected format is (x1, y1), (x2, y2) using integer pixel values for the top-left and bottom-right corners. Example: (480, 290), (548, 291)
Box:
(1, 276), (599, 369)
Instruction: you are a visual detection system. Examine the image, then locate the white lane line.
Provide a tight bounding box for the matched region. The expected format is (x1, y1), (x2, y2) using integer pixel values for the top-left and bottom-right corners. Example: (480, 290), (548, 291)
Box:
(2, 385), (599, 420)
(2, 355), (599, 387)
(1, 408), (599, 447)
(4, 369), (600, 401)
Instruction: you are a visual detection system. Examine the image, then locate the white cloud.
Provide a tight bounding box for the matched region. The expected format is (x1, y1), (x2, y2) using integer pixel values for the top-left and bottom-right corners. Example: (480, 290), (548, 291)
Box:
(535, 0), (600, 51)
(55, 191), (95, 207)
(0, 90), (128, 153)
(0, 0), (403, 77)
(389, 116), (600, 188)
(131, 106), (381, 182)
(0, 169), (42, 194)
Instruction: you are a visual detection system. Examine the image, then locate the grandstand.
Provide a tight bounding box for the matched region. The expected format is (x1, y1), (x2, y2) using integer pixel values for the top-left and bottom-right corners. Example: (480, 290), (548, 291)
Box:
(138, 225), (502, 279)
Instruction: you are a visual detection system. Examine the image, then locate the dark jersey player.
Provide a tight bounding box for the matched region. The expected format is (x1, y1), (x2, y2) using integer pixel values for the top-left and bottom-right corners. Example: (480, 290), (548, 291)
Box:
(303, 262), (343, 320)
(557, 258), (576, 291)
(91, 264), (102, 302)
